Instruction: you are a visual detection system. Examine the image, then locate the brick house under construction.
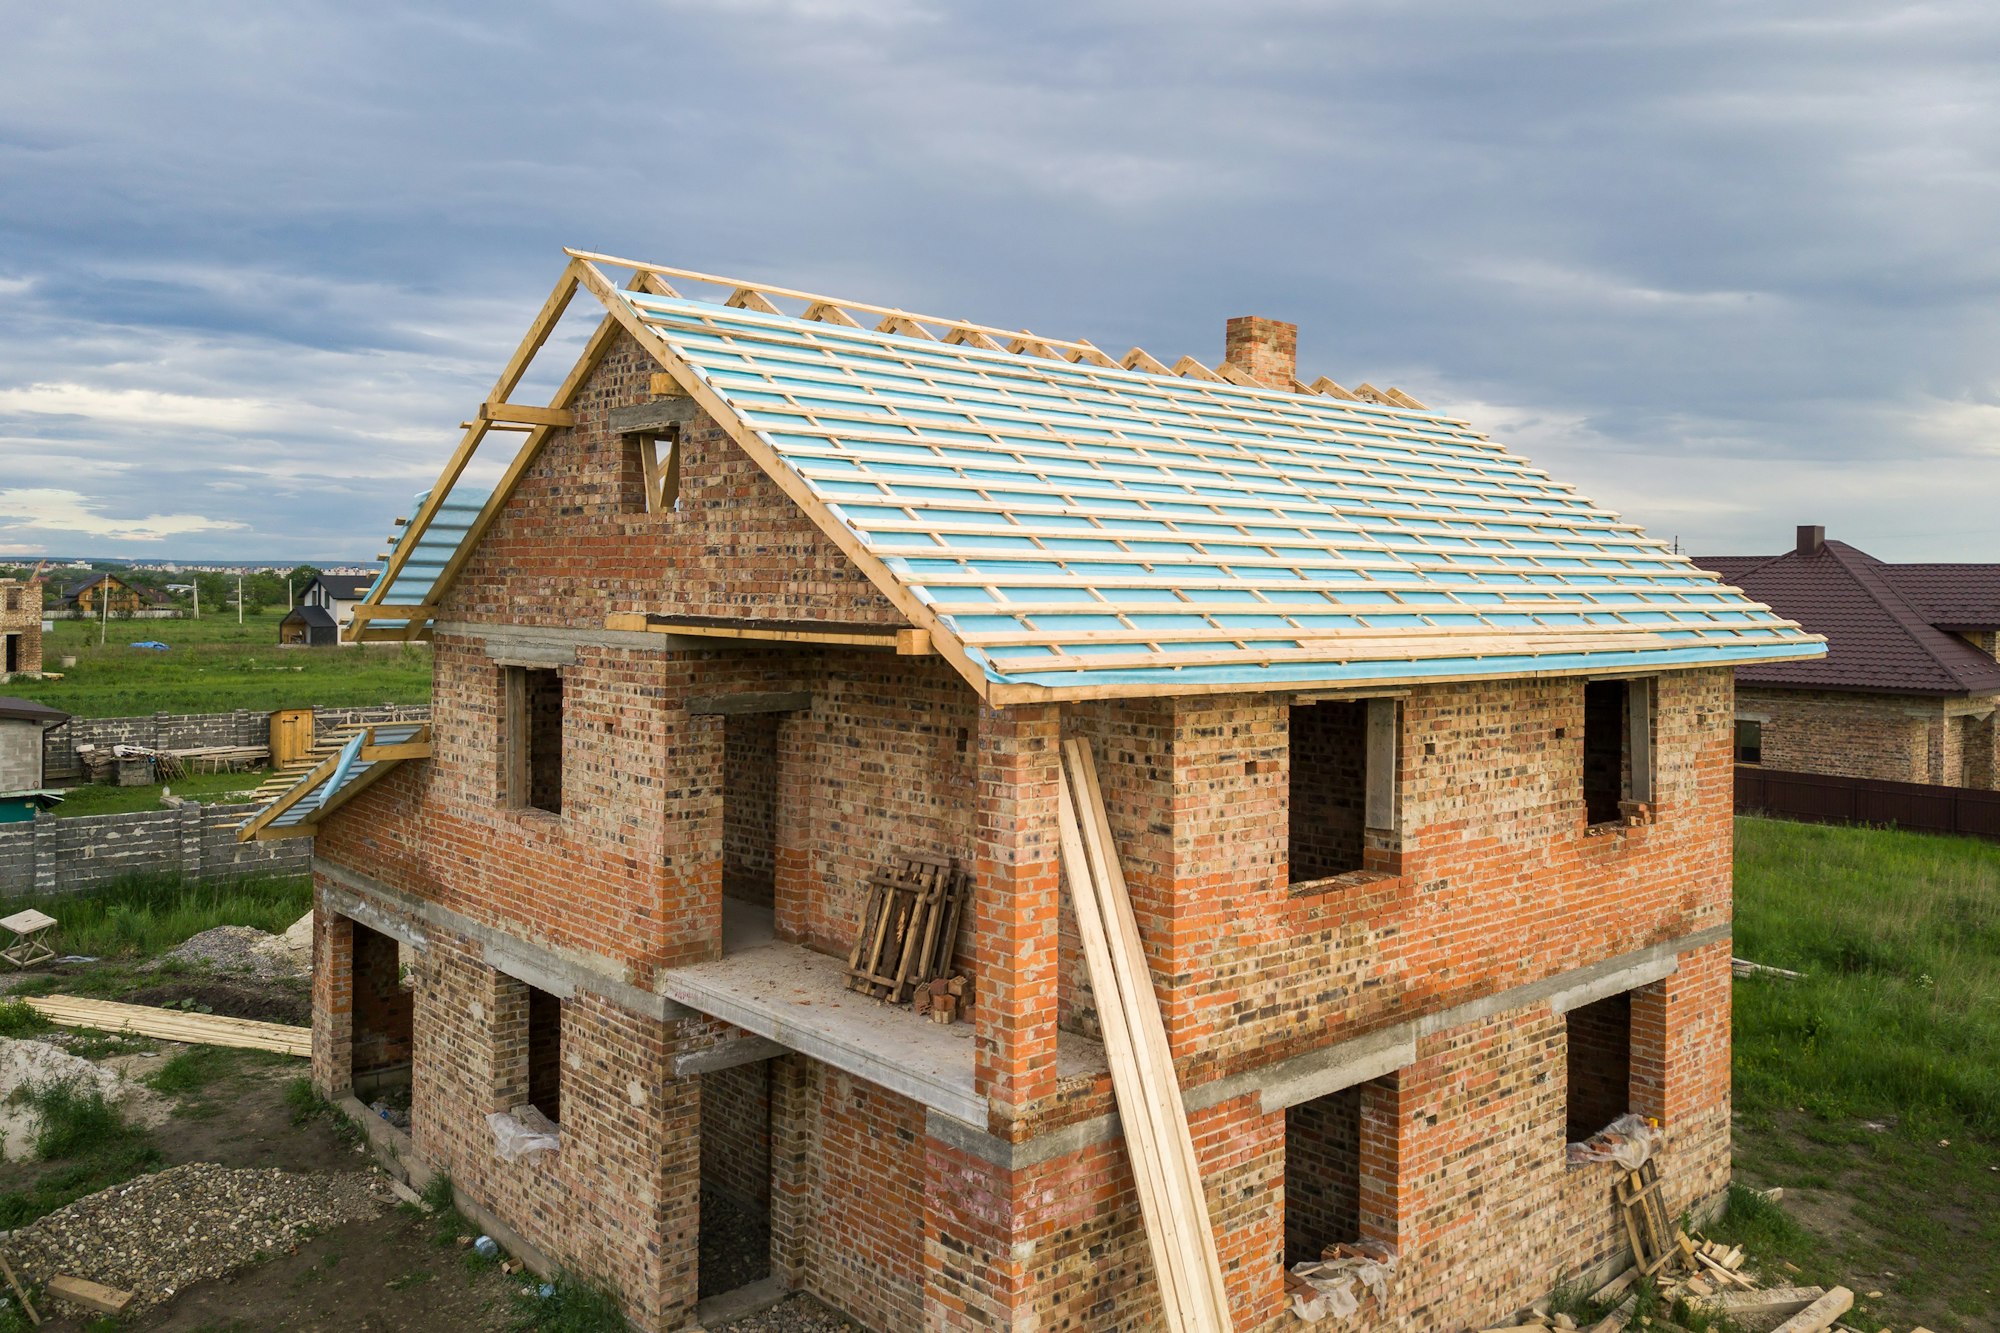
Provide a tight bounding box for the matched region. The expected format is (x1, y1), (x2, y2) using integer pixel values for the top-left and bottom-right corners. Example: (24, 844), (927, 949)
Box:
(244, 252), (1821, 1332)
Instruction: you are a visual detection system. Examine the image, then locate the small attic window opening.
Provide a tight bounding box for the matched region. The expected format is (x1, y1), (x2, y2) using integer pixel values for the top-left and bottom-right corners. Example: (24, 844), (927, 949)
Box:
(505, 666), (564, 814)
(631, 429), (682, 515)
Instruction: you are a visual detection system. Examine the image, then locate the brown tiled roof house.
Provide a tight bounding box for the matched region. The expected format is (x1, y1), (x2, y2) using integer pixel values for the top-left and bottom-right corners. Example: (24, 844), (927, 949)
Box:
(1694, 526), (2000, 787)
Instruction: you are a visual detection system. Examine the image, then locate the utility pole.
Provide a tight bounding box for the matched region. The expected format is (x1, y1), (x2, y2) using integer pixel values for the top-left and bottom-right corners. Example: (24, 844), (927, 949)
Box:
(99, 582), (108, 646)
(193, 578), (199, 620)
(287, 578), (293, 611)
(237, 573), (244, 625)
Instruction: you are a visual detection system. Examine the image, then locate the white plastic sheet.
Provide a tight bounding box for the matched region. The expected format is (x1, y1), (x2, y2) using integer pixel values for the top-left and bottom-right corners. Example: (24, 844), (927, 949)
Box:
(487, 1105), (560, 1161)
(1288, 1245), (1395, 1323)
(1566, 1112), (1662, 1171)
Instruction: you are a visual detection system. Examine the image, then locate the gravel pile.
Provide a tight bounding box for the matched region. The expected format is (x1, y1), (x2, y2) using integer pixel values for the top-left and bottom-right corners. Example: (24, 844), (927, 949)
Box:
(711, 1294), (865, 1332)
(8, 1163), (390, 1314)
(0, 1036), (167, 1159)
(154, 925), (306, 980)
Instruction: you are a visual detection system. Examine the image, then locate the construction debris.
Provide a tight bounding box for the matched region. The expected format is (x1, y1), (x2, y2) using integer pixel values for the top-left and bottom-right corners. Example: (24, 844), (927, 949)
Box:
(45, 1275), (132, 1316)
(1733, 957), (1807, 982)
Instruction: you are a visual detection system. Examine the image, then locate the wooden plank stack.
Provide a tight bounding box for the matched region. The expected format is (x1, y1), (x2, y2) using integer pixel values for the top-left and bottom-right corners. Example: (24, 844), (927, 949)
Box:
(23, 994), (310, 1057)
(844, 853), (969, 1005)
(1057, 736), (1234, 1333)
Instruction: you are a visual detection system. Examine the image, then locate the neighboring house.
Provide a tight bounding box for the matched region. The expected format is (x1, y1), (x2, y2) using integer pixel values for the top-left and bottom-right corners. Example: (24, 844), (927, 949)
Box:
(0, 579), (43, 678)
(1696, 527), (2000, 788)
(62, 573), (165, 616)
(279, 604), (340, 647)
(300, 574), (375, 639)
(0, 696), (69, 798)
(241, 254), (1819, 1333)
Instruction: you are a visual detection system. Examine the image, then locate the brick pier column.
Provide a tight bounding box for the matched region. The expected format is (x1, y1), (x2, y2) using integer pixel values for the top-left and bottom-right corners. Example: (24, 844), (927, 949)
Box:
(313, 901), (355, 1097)
(971, 703), (1061, 1124)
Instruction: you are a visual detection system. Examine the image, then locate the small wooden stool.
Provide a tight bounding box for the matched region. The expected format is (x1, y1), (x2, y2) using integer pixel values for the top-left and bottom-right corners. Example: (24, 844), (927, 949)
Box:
(0, 909), (57, 969)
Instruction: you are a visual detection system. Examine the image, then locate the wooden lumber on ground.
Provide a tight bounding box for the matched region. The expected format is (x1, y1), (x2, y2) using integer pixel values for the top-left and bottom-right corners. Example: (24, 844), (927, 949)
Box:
(46, 1276), (131, 1315)
(1058, 737), (1234, 1333)
(1766, 1288), (1853, 1333)
(1691, 1287), (1826, 1319)
(23, 995), (310, 1057)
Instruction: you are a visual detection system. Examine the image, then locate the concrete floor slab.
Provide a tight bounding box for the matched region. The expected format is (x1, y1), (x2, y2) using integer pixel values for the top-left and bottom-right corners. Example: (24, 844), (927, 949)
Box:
(664, 903), (1105, 1127)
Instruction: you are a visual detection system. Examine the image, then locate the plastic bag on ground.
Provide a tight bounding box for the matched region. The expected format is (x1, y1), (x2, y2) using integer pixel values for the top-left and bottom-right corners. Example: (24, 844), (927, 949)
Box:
(1288, 1243), (1395, 1323)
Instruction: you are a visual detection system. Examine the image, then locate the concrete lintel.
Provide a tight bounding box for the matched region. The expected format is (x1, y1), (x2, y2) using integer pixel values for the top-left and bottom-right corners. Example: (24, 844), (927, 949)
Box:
(433, 621), (665, 653)
(608, 398), (702, 435)
(1547, 951), (1679, 1016)
(687, 691), (812, 717)
(1246, 1025), (1417, 1115)
(486, 642), (578, 669)
(320, 881), (430, 952)
(674, 1034), (788, 1077)
(316, 860), (690, 1022)
(926, 1105), (1121, 1172)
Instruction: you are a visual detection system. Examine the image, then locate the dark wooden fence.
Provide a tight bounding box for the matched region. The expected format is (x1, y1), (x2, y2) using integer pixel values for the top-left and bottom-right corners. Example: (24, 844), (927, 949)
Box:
(1736, 766), (2000, 842)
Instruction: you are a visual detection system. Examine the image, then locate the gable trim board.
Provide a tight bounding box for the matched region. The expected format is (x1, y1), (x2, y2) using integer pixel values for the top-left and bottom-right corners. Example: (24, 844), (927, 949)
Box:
(349, 251), (1823, 703)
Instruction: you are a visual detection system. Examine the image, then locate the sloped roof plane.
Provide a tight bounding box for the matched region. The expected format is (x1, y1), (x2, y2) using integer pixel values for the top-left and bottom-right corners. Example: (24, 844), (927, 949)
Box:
(351, 252), (1822, 702)
(1692, 541), (2000, 695)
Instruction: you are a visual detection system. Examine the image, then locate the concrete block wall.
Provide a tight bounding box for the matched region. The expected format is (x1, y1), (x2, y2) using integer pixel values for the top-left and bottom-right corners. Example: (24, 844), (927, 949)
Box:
(42, 704), (431, 783)
(0, 800), (310, 896)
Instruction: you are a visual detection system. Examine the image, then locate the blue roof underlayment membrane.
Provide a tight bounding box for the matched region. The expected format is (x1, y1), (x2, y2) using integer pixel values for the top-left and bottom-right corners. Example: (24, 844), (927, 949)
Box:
(362, 487), (492, 631)
(245, 722), (427, 836)
(615, 291), (1819, 692)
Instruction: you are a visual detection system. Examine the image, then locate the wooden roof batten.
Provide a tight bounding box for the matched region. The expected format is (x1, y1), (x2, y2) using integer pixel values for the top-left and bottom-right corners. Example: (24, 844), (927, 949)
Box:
(560, 248), (1429, 408)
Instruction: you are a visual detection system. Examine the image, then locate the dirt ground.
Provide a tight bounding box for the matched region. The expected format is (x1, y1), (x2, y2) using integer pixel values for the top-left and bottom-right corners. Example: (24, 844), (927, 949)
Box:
(11, 1051), (521, 1333)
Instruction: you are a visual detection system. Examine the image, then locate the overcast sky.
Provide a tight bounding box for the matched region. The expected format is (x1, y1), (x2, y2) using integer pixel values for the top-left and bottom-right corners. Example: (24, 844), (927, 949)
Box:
(3, 0), (1999, 563)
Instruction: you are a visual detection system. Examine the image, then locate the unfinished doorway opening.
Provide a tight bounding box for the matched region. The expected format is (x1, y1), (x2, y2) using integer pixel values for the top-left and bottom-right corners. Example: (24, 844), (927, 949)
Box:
(3, 635), (17, 674)
(1565, 991), (1632, 1141)
(699, 1058), (774, 1300)
(350, 921), (414, 1103)
(722, 712), (780, 910)
(1285, 1084), (1362, 1266)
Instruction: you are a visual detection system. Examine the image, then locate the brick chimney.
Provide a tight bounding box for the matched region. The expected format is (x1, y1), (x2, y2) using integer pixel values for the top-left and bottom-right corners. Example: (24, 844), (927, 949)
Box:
(1796, 525), (1825, 556)
(1224, 316), (1298, 390)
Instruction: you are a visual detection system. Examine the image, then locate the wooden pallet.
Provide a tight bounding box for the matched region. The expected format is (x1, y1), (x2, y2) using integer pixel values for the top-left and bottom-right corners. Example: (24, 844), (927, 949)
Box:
(844, 854), (967, 1003)
(1617, 1158), (1676, 1276)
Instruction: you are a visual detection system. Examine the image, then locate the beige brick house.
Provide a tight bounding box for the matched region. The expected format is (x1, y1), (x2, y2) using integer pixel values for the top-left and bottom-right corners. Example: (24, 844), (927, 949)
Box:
(1697, 527), (2000, 788)
(243, 253), (1820, 1332)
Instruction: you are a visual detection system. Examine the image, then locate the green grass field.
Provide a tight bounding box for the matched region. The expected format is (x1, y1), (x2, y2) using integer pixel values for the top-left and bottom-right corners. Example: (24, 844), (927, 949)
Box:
(1724, 816), (2000, 1332)
(0, 871), (311, 961)
(47, 769), (271, 818)
(10, 609), (430, 716)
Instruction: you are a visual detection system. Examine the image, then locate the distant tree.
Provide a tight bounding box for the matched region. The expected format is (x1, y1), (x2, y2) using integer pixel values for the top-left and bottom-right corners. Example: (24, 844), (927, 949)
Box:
(288, 563), (321, 589)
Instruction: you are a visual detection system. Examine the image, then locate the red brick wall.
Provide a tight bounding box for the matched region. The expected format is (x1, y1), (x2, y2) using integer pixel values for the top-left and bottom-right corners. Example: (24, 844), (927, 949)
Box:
(803, 1069), (925, 1333)
(438, 331), (901, 631)
(723, 713), (778, 905)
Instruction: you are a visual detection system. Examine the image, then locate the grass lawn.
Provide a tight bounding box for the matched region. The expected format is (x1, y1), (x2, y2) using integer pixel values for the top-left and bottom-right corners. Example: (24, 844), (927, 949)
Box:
(49, 768), (272, 818)
(1722, 815), (2000, 1332)
(0, 871), (310, 961)
(10, 609), (430, 716)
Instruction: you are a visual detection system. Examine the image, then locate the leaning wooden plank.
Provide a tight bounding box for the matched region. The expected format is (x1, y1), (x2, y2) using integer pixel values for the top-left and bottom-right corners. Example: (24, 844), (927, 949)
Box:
(1691, 1287), (1826, 1319)
(1055, 768), (1204, 1333)
(1064, 738), (1234, 1332)
(23, 995), (310, 1057)
(47, 1276), (132, 1315)
(1766, 1288), (1854, 1333)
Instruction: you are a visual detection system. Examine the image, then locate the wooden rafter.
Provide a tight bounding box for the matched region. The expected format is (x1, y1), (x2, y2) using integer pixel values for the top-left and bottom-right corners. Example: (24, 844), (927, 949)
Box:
(568, 256), (996, 699)
(561, 247), (1416, 407)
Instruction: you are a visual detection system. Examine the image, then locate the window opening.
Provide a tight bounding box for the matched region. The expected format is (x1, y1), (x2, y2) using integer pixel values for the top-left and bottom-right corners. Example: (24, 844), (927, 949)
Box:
(1564, 991), (1632, 1141)
(506, 667), (564, 813)
(527, 984), (562, 1124)
(1735, 719), (1763, 765)
(633, 429), (681, 514)
(1288, 697), (1397, 886)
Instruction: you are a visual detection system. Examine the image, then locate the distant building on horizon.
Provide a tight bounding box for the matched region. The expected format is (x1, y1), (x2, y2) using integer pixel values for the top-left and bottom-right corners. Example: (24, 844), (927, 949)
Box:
(1694, 525), (2000, 789)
